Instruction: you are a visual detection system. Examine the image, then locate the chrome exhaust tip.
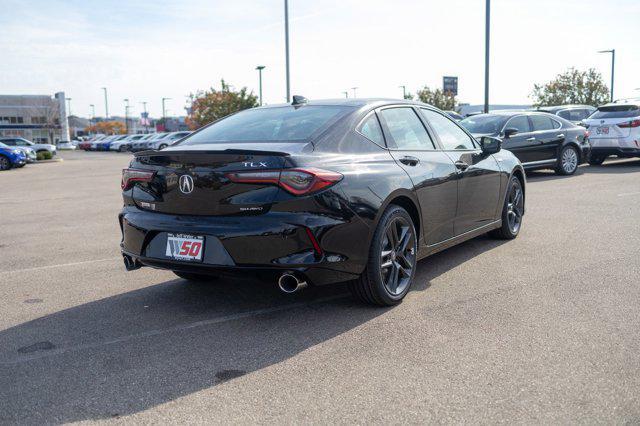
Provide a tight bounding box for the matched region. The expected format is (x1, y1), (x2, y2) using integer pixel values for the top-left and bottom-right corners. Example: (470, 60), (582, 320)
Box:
(123, 254), (141, 271)
(278, 273), (308, 294)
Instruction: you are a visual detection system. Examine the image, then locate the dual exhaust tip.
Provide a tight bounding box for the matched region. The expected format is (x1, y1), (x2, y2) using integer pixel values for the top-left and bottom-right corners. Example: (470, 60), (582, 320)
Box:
(278, 273), (307, 294)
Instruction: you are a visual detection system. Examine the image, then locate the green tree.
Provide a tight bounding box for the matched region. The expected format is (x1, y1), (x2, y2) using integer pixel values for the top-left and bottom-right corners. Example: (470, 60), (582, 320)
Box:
(531, 68), (609, 107)
(415, 86), (457, 110)
(186, 79), (258, 129)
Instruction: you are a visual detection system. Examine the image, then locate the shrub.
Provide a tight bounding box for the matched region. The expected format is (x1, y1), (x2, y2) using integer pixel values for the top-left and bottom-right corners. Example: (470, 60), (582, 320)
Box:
(42, 151), (52, 160)
(36, 151), (53, 161)
(36, 152), (45, 161)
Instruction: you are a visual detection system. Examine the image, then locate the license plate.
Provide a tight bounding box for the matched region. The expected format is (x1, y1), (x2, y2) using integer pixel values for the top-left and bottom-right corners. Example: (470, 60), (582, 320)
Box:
(596, 126), (609, 135)
(165, 234), (204, 261)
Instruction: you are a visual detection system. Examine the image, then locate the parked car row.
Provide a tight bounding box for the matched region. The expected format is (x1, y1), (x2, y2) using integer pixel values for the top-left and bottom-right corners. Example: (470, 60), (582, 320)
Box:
(457, 101), (640, 174)
(78, 131), (192, 152)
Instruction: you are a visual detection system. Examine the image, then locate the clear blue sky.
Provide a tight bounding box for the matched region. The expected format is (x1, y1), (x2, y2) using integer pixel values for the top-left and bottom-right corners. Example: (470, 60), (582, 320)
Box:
(1, 0), (638, 117)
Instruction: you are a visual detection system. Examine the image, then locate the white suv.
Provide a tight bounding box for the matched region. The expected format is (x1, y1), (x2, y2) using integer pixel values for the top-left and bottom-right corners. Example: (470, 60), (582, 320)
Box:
(583, 102), (640, 165)
(148, 131), (191, 150)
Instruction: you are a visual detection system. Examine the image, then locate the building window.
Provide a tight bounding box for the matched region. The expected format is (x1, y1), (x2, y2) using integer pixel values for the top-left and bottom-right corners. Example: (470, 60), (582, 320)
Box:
(31, 116), (47, 124)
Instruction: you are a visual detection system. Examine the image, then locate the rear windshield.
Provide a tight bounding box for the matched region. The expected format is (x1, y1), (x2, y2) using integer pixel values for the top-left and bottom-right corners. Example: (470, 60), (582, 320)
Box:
(590, 105), (640, 119)
(180, 106), (353, 144)
(459, 115), (507, 134)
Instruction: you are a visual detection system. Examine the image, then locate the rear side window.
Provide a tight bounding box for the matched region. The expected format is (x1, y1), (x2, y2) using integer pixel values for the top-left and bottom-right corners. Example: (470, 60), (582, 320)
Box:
(591, 105), (640, 119)
(559, 109), (590, 122)
(182, 106), (353, 144)
(421, 108), (476, 150)
(379, 108), (435, 150)
(504, 115), (531, 133)
(530, 115), (555, 131)
(358, 114), (385, 146)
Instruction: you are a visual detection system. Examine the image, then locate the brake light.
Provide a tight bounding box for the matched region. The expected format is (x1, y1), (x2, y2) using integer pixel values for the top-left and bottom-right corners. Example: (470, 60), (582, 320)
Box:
(226, 167), (343, 196)
(121, 168), (155, 190)
(618, 120), (640, 128)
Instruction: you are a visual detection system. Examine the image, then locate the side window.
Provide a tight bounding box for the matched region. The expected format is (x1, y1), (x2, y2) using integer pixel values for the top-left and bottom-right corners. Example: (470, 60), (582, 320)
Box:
(379, 108), (435, 150)
(557, 110), (571, 120)
(551, 118), (561, 129)
(530, 115), (555, 131)
(358, 114), (385, 146)
(504, 115), (531, 133)
(3, 140), (15, 146)
(420, 108), (476, 150)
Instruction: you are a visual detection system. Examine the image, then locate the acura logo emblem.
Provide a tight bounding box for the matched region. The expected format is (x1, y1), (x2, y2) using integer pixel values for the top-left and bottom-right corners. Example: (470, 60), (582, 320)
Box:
(179, 174), (194, 194)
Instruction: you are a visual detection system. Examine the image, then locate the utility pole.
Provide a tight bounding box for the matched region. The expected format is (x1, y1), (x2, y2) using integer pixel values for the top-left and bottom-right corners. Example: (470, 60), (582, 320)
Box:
(351, 87), (358, 98)
(89, 104), (95, 130)
(162, 98), (171, 130)
(140, 101), (148, 133)
(598, 49), (615, 101)
(256, 65), (266, 106)
(102, 87), (109, 118)
(399, 85), (407, 99)
(284, 0), (291, 102)
(484, 0), (490, 113)
(124, 98), (130, 135)
(342, 91), (349, 99)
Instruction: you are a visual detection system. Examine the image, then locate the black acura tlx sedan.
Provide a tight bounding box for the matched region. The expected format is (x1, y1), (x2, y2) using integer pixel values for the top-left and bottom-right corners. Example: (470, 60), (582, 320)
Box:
(119, 97), (526, 306)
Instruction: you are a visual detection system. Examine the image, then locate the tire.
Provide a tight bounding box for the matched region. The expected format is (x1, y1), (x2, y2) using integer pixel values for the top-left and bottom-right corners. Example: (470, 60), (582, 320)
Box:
(158, 144), (167, 150)
(555, 145), (579, 175)
(119, 145), (127, 152)
(490, 176), (524, 240)
(348, 205), (418, 306)
(588, 155), (606, 166)
(173, 271), (218, 282)
(0, 155), (11, 171)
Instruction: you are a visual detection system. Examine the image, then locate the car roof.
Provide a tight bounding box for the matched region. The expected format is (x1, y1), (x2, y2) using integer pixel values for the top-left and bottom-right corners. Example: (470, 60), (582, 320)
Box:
(538, 104), (595, 112)
(255, 97), (432, 110)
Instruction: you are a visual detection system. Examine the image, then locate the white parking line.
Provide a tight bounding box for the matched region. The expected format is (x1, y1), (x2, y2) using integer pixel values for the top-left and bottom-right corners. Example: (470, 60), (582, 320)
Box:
(5, 258), (120, 274)
(617, 191), (640, 197)
(0, 294), (347, 366)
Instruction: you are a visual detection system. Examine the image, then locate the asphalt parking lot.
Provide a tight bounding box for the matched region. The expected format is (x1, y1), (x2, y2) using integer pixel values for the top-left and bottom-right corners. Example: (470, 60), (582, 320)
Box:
(1, 150), (639, 423)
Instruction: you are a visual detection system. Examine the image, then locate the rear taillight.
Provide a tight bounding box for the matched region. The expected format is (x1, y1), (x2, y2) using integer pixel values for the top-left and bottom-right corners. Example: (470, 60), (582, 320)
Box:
(618, 120), (640, 128)
(121, 168), (155, 190)
(226, 167), (343, 196)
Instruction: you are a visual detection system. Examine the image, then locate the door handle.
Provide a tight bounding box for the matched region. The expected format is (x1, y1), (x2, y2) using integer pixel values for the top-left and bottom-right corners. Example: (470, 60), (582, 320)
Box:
(454, 160), (469, 171)
(526, 137), (536, 142)
(399, 156), (420, 166)
(555, 133), (565, 140)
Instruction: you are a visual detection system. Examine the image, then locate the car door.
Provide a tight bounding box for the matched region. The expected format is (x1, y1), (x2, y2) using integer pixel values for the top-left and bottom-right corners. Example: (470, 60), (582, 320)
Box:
(500, 114), (539, 163)
(419, 108), (502, 236)
(530, 114), (565, 161)
(375, 106), (458, 246)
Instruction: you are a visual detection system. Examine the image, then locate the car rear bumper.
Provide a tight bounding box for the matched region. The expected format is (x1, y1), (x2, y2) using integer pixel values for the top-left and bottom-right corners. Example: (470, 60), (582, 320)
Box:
(119, 205), (366, 285)
(590, 146), (640, 158)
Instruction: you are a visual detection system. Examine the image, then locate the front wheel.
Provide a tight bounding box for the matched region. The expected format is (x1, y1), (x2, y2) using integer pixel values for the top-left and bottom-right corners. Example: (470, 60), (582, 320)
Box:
(555, 145), (579, 175)
(119, 145), (127, 152)
(158, 144), (167, 150)
(490, 176), (524, 240)
(349, 205), (417, 306)
(0, 155), (11, 171)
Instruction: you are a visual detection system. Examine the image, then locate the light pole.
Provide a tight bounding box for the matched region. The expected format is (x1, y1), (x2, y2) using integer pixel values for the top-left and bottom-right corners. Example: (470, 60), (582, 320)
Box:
(351, 87), (358, 98)
(65, 98), (72, 116)
(484, 0), (490, 113)
(598, 49), (615, 102)
(342, 91), (349, 99)
(256, 65), (266, 106)
(89, 104), (95, 130)
(102, 87), (109, 118)
(124, 99), (130, 135)
(399, 85), (407, 99)
(162, 98), (171, 130)
(284, 0), (291, 102)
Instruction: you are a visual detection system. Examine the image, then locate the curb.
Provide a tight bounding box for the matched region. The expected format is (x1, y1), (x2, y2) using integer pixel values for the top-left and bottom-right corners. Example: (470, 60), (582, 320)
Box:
(34, 158), (64, 164)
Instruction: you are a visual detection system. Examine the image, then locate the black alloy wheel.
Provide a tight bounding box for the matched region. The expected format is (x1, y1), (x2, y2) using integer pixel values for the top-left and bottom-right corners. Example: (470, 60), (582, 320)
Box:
(349, 205), (417, 306)
(491, 176), (524, 239)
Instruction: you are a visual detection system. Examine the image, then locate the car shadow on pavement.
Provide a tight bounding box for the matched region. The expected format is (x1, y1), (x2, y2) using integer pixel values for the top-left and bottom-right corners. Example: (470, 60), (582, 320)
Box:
(526, 158), (640, 182)
(0, 235), (505, 423)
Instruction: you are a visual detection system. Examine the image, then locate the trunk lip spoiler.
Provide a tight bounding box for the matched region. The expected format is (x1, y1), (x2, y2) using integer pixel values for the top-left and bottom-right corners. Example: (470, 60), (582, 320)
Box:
(134, 148), (292, 158)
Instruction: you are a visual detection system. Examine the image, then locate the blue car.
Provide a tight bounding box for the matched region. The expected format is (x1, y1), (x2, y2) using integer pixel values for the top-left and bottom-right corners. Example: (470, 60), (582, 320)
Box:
(98, 134), (127, 151)
(0, 142), (27, 170)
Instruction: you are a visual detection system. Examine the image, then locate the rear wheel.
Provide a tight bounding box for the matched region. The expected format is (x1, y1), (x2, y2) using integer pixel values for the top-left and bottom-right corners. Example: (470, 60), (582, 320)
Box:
(490, 176), (524, 239)
(349, 205), (417, 306)
(555, 145), (579, 175)
(0, 155), (11, 171)
(588, 155), (606, 166)
(158, 144), (168, 150)
(173, 271), (218, 282)
(119, 145), (127, 152)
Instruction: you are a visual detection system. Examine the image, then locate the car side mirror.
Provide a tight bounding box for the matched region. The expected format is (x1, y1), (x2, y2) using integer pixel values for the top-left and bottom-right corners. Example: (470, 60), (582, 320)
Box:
(503, 127), (518, 138)
(480, 136), (502, 155)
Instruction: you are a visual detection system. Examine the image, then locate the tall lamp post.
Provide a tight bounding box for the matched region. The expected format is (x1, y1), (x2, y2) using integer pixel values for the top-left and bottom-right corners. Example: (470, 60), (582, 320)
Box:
(256, 65), (266, 106)
(89, 104), (95, 130)
(598, 49), (615, 102)
(102, 87), (109, 118)
(351, 87), (358, 98)
(483, 0), (491, 113)
(284, 0), (291, 103)
(140, 101), (148, 133)
(399, 85), (407, 99)
(342, 91), (349, 99)
(162, 98), (171, 130)
(124, 99), (130, 135)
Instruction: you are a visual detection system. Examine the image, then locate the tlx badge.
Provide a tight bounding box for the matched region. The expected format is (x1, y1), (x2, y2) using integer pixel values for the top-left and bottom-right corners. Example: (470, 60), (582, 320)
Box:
(243, 162), (268, 168)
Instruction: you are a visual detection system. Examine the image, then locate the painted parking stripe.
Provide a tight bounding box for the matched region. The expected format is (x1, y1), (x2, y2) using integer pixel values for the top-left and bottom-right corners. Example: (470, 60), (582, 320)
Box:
(4, 258), (119, 274)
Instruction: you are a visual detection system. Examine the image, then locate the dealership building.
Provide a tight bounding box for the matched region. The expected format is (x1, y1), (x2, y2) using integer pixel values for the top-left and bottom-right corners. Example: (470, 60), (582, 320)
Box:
(0, 92), (70, 143)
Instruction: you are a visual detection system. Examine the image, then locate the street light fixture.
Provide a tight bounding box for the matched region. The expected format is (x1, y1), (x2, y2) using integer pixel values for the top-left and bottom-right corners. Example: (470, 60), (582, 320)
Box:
(256, 65), (266, 106)
(399, 85), (407, 99)
(284, 0), (291, 102)
(598, 49), (616, 102)
(101, 87), (109, 118)
(351, 87), (358, 98)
